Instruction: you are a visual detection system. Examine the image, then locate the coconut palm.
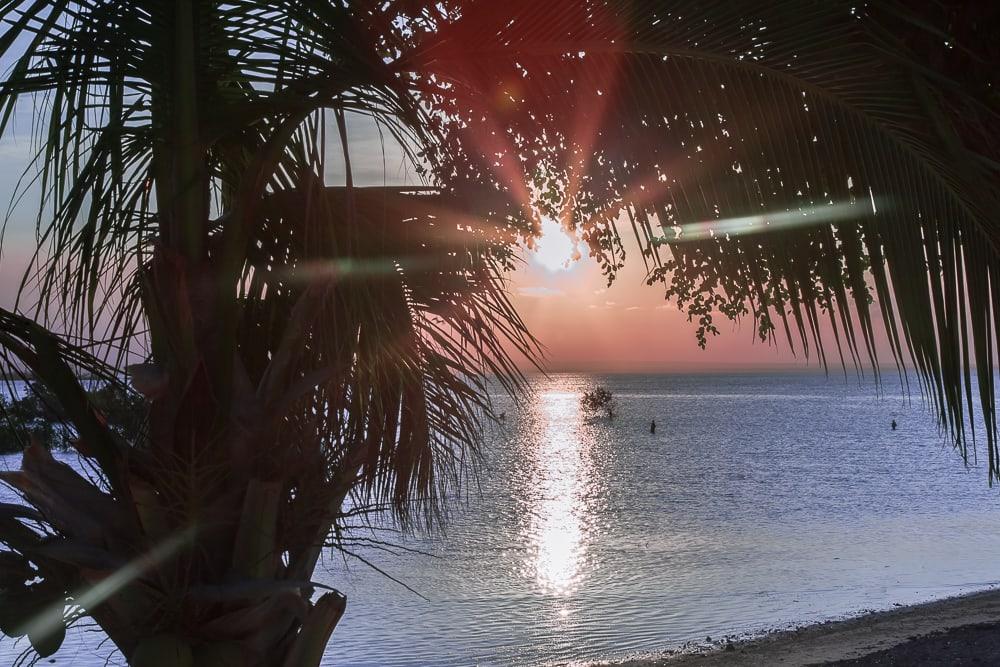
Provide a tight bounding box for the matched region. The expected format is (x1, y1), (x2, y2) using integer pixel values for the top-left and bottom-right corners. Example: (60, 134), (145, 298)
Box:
(0, 1), (996, 664)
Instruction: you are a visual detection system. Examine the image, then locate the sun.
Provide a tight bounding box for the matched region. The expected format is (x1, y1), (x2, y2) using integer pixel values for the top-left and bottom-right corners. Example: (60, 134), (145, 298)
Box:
(533, 217), (576, 272)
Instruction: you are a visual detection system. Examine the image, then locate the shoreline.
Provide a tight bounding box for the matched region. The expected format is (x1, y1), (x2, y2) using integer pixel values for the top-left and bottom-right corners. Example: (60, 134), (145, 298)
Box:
(601, 587), (1000, 666)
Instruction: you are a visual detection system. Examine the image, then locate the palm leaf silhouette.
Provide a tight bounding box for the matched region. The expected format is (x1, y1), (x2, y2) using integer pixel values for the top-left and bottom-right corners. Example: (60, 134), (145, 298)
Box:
(0, 0), (996, 662)
(408, 0), (1000, 473)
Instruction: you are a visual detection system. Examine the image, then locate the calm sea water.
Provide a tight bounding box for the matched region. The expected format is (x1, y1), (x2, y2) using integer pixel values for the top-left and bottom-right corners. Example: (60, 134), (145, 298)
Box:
(3, 372), (1000, 666)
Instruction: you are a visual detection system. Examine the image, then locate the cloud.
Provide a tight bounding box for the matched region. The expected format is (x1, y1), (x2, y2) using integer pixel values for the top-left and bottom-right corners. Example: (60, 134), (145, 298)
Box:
(604, 300), (616, 306)
(518, 286), (565, 298)
(626, 306), (640, 311)
(593, 289), (607, 295)
(656, 303), (678, 311)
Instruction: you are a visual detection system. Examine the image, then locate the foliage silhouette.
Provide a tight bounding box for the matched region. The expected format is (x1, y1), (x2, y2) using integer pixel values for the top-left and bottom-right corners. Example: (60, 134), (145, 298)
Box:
(0, 1), (995, 664)
(581, 387), (616, 420)
(0, 382), (143, 454)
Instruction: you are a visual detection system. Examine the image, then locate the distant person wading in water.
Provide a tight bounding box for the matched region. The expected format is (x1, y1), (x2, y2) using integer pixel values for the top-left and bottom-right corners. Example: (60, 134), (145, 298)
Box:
(650, 420), (656, 434)
(891, 419), (897, 431)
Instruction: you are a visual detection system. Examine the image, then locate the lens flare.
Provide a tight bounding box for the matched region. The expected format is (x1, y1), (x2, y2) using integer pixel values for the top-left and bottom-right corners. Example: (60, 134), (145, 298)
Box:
(17, 525), (197, 646)
(659, 199), (884, 244)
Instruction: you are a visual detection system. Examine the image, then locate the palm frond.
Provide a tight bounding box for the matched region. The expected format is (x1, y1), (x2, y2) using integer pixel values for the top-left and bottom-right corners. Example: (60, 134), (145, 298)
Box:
(1, 0), (998, 661)
(408, 0), (1000, 476)
(244, 185), (537, 527)
(0, 1), (532, 524)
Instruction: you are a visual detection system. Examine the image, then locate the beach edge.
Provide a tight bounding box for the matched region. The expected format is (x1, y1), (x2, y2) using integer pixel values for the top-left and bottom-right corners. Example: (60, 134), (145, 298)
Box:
(597, 587), (1000, 666)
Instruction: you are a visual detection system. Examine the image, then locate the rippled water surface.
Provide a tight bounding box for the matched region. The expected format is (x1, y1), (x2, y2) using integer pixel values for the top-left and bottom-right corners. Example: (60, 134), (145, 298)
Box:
(4, 373), (1000, 666)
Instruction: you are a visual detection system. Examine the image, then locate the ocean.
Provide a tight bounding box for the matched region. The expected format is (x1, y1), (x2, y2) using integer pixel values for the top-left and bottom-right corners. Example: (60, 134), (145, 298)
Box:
(3, 372), (1000, 666)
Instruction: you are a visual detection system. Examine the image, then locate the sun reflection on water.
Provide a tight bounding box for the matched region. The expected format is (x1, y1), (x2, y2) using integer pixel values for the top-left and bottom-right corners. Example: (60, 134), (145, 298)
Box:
(526, 389), (599, 596)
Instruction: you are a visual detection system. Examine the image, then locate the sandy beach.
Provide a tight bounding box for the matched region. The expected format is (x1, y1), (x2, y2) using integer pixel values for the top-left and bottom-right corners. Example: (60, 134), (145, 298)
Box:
(605, 588), (1000, 666)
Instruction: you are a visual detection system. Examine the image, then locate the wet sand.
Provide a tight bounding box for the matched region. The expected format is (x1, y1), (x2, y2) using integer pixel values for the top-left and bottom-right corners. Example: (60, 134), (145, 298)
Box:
(606, 588), (1000, 666)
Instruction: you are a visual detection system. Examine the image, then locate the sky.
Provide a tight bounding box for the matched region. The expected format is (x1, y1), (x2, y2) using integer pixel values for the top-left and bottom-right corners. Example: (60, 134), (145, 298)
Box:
(508, 219), (813, 372)
(0, 105), (860, 374)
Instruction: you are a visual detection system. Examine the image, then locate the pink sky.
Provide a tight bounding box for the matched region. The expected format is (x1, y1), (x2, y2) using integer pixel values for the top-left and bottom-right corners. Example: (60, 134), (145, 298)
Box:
(0, 111), (889, 373)
(0, 203), (877, 374)
(507, 213), (907, 374)
(508, 221), (811, 372)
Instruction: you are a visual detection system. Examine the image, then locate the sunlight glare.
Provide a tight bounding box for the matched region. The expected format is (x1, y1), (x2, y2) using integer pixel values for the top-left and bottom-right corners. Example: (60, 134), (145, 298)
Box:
(533, 217), (576, 272)
(663, 199), (886, 243)
(528, 390), (593, 596)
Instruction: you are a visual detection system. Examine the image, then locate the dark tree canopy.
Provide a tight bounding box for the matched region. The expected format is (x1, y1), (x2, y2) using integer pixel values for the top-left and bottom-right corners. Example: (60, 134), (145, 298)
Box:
(581, 386), (615, 419)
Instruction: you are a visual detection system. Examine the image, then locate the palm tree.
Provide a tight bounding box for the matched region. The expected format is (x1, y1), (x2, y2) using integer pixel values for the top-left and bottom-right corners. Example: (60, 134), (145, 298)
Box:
(411, 0), (998, 458)
(0, 1), (995, 664)
(0, 3), (538, 664)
